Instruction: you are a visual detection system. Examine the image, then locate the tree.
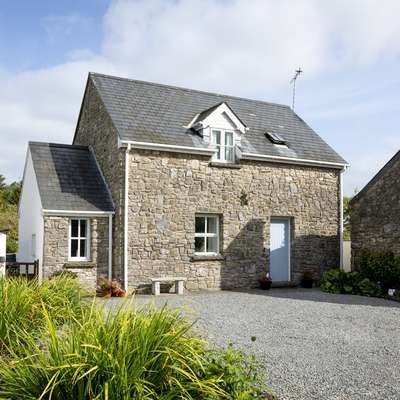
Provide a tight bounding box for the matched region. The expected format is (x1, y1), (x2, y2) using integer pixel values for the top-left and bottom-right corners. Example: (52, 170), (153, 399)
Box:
(0, 176), (21, 253)
(343, 196), (351, 240)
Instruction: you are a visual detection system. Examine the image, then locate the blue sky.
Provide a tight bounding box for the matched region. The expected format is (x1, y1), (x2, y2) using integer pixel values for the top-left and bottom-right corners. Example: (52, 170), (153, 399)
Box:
(0, 0), (399, 195)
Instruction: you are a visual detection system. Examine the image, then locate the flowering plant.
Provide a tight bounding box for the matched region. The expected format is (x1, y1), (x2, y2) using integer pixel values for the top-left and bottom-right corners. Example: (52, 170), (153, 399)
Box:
(97, 277), (126, 297)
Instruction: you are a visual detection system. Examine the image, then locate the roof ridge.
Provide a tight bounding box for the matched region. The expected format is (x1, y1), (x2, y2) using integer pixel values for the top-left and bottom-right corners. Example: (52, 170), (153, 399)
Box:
(351, 150), (400, 204)
(89, 72), (291, 110)
(29, 141), (89, 151)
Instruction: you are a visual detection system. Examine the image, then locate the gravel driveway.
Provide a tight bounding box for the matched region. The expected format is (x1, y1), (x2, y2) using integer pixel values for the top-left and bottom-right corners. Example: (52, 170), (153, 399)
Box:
(106, 288), (400, 400)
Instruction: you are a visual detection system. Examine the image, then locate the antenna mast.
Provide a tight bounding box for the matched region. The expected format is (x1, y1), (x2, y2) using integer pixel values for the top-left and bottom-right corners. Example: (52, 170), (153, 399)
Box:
(290, 67), (303, 111)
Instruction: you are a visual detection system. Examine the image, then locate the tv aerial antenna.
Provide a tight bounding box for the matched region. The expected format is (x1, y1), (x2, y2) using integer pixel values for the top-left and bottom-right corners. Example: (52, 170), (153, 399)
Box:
(290, 68), (303, 111)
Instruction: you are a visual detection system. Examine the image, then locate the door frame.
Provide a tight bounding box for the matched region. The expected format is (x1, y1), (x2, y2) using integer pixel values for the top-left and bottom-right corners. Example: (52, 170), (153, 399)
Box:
(270, 217), (291, 282)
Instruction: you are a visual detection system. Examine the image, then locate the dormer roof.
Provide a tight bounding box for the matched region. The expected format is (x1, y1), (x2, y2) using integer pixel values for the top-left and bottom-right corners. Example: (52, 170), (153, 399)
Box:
(189, 102), (247, 134)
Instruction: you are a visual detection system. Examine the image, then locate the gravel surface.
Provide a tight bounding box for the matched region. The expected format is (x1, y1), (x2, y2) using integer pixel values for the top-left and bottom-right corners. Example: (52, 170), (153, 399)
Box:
(105, 289), (400, 400)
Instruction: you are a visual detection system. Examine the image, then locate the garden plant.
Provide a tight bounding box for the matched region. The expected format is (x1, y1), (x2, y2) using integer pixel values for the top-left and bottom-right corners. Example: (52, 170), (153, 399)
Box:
(0, 276), (275, 399)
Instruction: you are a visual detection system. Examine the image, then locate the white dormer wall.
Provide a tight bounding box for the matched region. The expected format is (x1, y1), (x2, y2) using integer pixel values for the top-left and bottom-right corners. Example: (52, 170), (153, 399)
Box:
(191, 103), (246, 155)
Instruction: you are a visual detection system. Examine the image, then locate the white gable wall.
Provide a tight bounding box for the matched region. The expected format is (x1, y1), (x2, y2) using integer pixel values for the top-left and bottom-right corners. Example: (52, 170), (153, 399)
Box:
(17, 150), (44, 274)
(200, 110), (243, 150)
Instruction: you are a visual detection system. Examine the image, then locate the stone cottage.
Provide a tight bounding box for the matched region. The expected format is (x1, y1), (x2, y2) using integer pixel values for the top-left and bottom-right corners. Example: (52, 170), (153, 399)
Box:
(350, 150), (400, 268)
(18, 73), (347, 290)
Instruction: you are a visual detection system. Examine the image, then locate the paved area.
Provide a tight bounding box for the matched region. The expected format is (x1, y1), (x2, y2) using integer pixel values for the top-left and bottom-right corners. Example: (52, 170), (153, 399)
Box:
(105, 289), (400, 400)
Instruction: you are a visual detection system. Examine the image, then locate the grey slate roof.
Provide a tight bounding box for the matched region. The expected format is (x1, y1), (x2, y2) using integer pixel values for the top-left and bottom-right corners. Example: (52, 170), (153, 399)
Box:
(89, 72), (347, 165)
(29, 142), (114, 212)
(351, 150), (400, 204)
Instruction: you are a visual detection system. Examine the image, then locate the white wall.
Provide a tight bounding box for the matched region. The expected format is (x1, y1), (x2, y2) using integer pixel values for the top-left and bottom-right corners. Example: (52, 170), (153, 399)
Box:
(343, 240), (352, 272)
(17, 150), (44, 274)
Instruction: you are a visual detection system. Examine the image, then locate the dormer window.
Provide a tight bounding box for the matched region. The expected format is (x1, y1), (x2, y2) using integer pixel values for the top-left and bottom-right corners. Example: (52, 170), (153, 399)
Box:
(188, 102), (247, 165)
(211, 129), (235, 162)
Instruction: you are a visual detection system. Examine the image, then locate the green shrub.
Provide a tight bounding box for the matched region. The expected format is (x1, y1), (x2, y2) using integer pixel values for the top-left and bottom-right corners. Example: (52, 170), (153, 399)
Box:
(320, 269), (362, 294)
(0, 301), (273, 399)
(0, 275), (85, 354)
(204, 342), (273, 399)
(320, 269), (382, 297)
(360, 251), (400, 291)
(357, 278), (382, 297)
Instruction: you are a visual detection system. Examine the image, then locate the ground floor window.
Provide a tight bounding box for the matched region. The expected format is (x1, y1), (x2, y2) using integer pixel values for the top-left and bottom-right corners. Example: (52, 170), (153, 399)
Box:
(69, 219), (90, 261)
(195, 214), (220, 255)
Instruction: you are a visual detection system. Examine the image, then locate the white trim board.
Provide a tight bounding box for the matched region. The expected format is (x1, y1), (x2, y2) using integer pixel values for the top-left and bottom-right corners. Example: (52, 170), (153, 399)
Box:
(119, 140), (348, 169)
(42, 209), (114, 217)
(120, 140), (215, 155)
(241, 152), (348, 169)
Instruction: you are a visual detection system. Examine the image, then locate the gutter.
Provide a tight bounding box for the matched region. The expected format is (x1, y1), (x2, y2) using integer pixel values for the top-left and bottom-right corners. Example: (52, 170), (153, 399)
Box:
(42, 210), (114, 217)
(241, 152), (348, 170)
(123, 143), (131, 291)
(119, 140), (215, 156)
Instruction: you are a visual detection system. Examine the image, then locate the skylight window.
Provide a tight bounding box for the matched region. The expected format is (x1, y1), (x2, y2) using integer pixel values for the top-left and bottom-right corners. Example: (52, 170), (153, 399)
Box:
(265, 131), (286, 145)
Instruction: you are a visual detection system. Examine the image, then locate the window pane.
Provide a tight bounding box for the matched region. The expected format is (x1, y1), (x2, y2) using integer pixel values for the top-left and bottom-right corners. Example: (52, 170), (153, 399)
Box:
(71, 239), (78, 257)
(207, 236), (218, 253)
(225, 146), (234, 162)
(71, 220), (79, 237)
(195, 216), (205, 233)
(216, 145), (221, 160)
(207, 217), (218, 234)
(80, 220), (87, 238)
(225, 132), (233, 146)
(212, 130), (221, 145)
(80, 239), (86, 257)
(195, 237), (205, 253)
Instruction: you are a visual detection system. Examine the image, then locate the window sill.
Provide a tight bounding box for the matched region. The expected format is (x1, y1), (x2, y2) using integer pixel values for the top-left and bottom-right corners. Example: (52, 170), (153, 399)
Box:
(209, 162), (241, 169)
(191, 255), (225, 262)
(64, 262), (95, 269)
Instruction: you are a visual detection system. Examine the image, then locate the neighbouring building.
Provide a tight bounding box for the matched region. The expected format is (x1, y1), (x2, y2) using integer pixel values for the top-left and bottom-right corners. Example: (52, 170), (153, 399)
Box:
(350, 150), (400, 268)
(18, 73), (347, 290)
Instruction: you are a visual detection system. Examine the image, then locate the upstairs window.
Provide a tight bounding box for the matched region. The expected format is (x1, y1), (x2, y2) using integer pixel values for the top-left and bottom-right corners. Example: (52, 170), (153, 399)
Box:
(69, 219), (90, 261)
(195, 215), (220, 255)
(212, 130), (235, 163)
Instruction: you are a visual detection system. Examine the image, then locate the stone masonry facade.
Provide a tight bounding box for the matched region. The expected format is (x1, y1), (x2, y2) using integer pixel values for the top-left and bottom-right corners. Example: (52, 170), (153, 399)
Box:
(73, 78), (341, 291)
(42, 216), (109, 288)
(351, 153), (400, 268)
(74, 79), (125, 281)
(126, 149), (340, 290)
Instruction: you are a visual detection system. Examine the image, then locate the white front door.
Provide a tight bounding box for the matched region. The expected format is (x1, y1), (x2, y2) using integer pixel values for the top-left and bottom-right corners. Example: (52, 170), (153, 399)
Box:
(270, 218), (290, 282)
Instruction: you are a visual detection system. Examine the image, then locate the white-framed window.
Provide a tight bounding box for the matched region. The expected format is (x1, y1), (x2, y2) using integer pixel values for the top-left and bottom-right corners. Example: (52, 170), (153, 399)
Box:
(69, 219), (90, 261)
(211, 129), (235, 163)
(195, 214), (220, 255)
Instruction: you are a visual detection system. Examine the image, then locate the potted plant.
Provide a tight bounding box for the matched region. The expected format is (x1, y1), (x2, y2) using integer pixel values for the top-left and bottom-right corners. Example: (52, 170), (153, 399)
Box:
(259, 272), (272, 290)
(97, 277), (126, 298)
(301, 271), (314, 288)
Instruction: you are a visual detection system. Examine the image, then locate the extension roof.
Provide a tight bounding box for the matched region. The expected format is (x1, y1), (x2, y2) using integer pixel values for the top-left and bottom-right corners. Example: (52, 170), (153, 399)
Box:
(84, 72), (347, 166)
(29, 142), (114, 213)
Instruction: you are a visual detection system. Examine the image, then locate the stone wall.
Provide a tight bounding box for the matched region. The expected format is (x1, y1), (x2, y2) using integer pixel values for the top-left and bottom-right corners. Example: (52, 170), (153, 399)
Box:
(42, 216), (110, 288)
(127, 149), (340, 290)
(73, 78), (125, 280)
(351, 153), (400, 268)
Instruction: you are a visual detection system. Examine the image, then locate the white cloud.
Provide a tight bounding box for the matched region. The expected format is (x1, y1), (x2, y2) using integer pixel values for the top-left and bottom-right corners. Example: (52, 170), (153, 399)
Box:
(1, 0), (400, 187)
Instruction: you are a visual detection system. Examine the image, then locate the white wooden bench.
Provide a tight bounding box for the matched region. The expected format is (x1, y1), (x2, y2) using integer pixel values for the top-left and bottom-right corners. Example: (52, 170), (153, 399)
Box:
(150, 277), (187, 296)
